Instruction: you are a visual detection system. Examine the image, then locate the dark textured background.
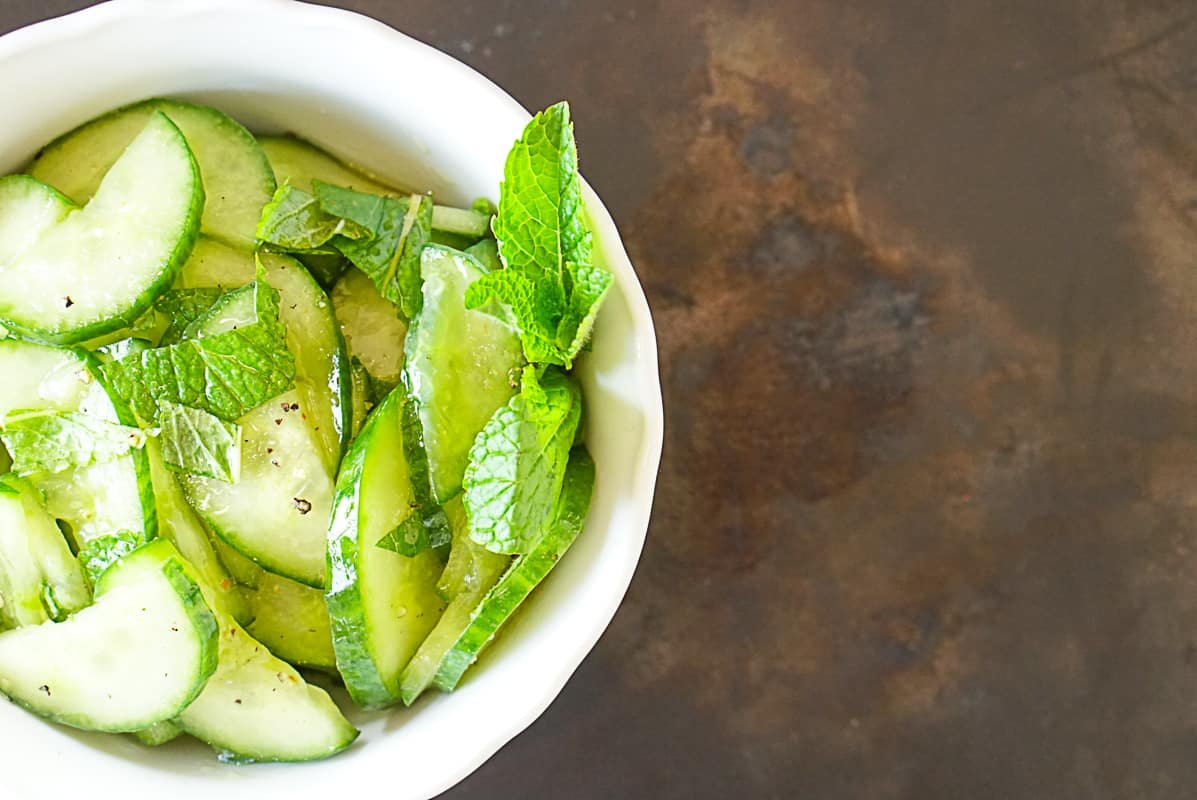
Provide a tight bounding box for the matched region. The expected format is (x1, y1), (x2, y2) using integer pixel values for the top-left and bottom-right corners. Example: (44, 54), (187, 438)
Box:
(8, 1), (1197, 797)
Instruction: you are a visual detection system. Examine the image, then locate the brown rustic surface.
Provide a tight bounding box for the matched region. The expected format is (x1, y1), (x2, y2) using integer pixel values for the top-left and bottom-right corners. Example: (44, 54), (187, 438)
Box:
(8, 1), (1197, 797)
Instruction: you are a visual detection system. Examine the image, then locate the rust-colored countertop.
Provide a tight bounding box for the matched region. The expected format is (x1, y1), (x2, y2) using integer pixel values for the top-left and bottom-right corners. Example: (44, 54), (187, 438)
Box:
(8, 2), (1197, 797)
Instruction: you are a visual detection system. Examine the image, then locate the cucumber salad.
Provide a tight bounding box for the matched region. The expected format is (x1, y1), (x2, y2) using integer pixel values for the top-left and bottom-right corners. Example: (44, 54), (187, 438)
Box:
(0, 99), (609, 763)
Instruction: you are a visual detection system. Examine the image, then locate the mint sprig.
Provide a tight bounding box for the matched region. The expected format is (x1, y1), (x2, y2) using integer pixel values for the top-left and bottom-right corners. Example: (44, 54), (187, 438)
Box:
(157, 400), (242, 483)
(465, 102), (611, 368)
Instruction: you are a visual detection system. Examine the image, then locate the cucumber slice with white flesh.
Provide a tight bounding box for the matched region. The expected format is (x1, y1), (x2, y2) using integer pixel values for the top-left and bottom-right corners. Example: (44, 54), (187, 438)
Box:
(327, 389), (447, 709)
(434, 448), (594, 692)
(178, 238), (351, 465)
(0, 340), (155, 555)
(213, 537), (263, 589)
(168, 556), (357, 762)
(245, 569), (336, 673)
(177, 617), (358, 762)
(331, 268), (407, 388)
(181, 387), (332, 588)
(0, 539), (219, 732)
(0, 114), (202, 344)
(145, 438), (250, 625)
(30, 98), (274, 249)
(405, 245), (524, 504)
(398, 497), (509, 704)
(0, 475), (90, 629)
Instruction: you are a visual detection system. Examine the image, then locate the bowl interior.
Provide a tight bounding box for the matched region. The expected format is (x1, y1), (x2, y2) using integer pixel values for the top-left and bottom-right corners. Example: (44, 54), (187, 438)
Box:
(0, 2), (662, 798)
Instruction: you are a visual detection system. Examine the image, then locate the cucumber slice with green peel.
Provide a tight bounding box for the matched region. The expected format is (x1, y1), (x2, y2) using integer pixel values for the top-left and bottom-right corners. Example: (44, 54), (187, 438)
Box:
(434, 447), (594, 692)
(348, 359), (371, 439)
(181, 387), (332, 588)
(327, 389), (447, 709)
(0, 539), (219, 732)
(331, 267), (407, 388)
(405, 245), (524, 504)
(176, 617), (358, 762)
(31, 99), (274, 249)
(145, 438), (250, 625)
(179, 239), (352, 465)
(0, 113), (202, 345)
(0, 475), (90, 628)
(0, 340), (156, 555)
(398, 498), (509, 704)
(245, 570), (337, 673)
(146, 551), (357, 761)
(260, 135), (397, 196)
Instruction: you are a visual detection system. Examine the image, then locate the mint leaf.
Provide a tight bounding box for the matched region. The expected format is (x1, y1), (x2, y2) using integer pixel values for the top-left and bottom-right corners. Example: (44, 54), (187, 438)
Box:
(155, 288), (224, 346)
(375, 511), (452, 557)
(257, 184), (368, 252)
(77, 530), (142, 585)
(100, 278), (296, 423)
(0, 409), (145, 476)
(315, 182), (433, 320)
(559, 262), (613, 361)
(466, 102), (611, 367)
(463, 366), (582, 554)
(493, 102), (592, 285)
(157, 401), (241, 483)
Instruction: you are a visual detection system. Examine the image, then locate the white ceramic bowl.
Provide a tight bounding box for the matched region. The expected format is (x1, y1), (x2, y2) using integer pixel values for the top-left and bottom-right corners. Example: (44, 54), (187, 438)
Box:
(0, 1), (663, 797)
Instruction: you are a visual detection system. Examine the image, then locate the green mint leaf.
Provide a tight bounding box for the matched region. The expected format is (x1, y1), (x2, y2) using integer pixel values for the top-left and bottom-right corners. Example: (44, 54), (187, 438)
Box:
(77, 530), (143, 585)
(100, 278), (296, 423)
(464, 270), (563, 364)
(467, 102), (611, 366)
(155, 288), (224, 346)
(558, 262), (613, 365)
(493, 102), (591, 286)
(0, 409), (145, 476)
(375, 509), (452, 557)
(463, 366), (582, 554)
(157, 400), (242, 483)
(316, 182), (433, 320)
(256, 184), (368, 252)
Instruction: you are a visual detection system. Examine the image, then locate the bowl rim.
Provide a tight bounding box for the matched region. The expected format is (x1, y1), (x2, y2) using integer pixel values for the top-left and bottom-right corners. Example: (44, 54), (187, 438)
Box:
(0, 0), (665, 797)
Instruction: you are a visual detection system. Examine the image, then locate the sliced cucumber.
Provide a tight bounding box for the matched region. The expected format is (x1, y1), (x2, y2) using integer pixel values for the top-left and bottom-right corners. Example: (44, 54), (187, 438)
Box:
(260, 136), (397, 196)
(405, 245), (523, 503)
(0, 539), (219, 732)
(0, 475), (90, 628)
(180, 387), (332, 588)
(327, 389), (447, 709)
(179, 239), (352, 465)
(145, 438), (249, 625)
(176, 617), (358, 762)
(331, 268), (407, 387)
(0, 340), (156, 553)
(398, 498), (509, 704)
(0, 113), (201, 344)
(434, 448), (594, 692)
(245, 570), (336, 673)
(31, 98), (274, 249)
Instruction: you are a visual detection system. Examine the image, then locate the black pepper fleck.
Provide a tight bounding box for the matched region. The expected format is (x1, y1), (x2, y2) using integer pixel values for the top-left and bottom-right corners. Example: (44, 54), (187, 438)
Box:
(293, 497), (312, 515)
